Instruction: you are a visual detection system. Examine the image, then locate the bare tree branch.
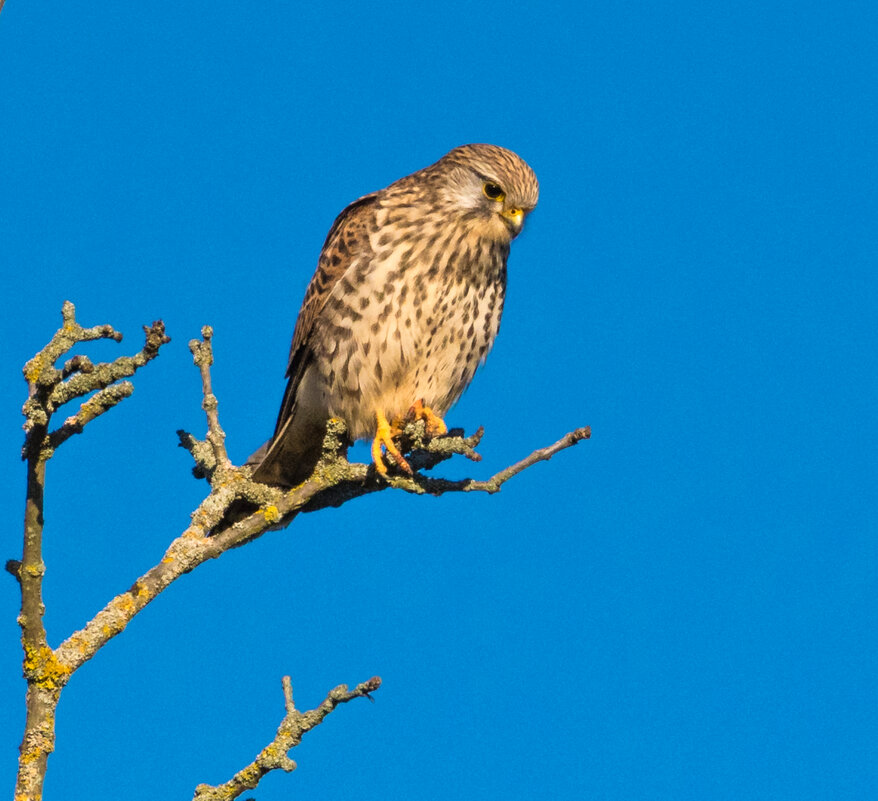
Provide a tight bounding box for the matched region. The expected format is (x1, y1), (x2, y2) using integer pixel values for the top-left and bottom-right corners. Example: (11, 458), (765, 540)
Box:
(52, 326), (591, 671)
(47, 382), (135, 449)
(189, 326), (232, 469)
(12, 303), (589, 799)
(430, 425), (593, 494)
(13, 302), (170, 801)
(192, 676), (382, 801)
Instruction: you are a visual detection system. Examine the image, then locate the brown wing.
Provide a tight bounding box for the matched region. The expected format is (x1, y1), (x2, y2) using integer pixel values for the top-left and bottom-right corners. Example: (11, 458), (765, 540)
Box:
(249, 192), (379, 487)
(286, 195), (378, 373)
(271, 192), (379, 438)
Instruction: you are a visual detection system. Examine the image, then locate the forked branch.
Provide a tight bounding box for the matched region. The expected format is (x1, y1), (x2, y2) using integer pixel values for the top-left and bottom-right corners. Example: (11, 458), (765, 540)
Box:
(192, 676), (382, 801)
(12, 303), (589, 800)
(14, 302), (170, 801)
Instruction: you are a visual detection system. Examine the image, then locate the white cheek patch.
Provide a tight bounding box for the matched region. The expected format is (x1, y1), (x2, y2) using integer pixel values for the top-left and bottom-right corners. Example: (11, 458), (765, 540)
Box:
(441, 171), (487, 212)
(446, 185), (482, 211)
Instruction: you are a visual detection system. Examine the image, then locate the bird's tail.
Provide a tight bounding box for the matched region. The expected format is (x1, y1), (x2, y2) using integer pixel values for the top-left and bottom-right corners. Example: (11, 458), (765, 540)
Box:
(248, 415), (327, 489)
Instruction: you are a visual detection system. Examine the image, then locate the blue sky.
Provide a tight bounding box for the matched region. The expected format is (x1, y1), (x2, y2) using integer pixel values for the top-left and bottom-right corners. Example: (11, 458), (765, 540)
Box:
(2, 2), (876, 799)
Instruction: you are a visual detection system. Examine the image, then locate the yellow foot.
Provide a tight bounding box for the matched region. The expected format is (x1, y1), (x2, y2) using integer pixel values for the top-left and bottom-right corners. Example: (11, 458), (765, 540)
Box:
(406, 399), (448, 437)
(372, 411), (412, 477)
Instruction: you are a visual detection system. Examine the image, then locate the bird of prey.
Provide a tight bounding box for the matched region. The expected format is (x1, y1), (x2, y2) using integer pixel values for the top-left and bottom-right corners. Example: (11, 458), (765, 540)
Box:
(248, 143), (539, 487)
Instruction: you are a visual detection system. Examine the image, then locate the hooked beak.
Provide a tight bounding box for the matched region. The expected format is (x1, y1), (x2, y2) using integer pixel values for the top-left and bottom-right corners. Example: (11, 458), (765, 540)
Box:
(500, 207), (525, 236)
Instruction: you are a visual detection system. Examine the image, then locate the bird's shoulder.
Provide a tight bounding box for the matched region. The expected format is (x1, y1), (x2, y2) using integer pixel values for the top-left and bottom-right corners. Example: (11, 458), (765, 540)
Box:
(287, 192), (379, 374)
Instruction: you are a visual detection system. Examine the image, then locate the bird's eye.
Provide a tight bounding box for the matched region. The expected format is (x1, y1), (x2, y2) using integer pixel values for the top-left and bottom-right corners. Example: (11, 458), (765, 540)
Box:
(483, 182), (506, 201)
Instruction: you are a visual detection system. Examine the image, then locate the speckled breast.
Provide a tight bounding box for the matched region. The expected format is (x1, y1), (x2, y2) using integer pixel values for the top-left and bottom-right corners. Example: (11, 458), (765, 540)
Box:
(311, 228), (509, 441)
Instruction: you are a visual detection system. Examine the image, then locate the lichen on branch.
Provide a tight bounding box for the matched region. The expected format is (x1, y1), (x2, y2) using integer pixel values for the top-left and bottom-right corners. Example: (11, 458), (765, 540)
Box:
(14, 301), (171, 801)
(192, 675), (382, 801)
(12, 302), (589, 801)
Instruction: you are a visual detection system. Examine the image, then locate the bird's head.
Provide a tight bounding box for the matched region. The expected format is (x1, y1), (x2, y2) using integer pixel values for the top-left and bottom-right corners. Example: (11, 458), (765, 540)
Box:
(428, 144), (540, 241)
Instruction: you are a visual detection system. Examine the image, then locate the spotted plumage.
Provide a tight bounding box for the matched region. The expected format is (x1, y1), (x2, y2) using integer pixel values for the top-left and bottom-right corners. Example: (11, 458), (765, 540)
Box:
(250, 144), (539, 486)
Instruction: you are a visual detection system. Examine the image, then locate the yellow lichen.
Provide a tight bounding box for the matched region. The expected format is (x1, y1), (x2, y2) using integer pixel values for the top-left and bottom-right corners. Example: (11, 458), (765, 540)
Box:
(262, 505), (281, 524)
(24, 355), (46, 383)
(78, 399), (98, 423)
(243, 762), (262, 776)
(116, 594), (137, 614)
(23, 643), (72, 690)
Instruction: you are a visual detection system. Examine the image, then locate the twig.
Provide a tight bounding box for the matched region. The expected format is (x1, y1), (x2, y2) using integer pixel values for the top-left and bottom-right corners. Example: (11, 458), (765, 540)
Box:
(192, 676), (382, 801)
(189, 326), (231, 470)
(465, 426), (591, 492)
(48, 382), (135, 449)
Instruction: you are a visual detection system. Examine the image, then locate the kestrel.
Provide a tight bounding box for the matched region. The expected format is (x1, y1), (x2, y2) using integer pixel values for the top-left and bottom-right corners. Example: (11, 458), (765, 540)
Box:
(249, 144), (539, 486)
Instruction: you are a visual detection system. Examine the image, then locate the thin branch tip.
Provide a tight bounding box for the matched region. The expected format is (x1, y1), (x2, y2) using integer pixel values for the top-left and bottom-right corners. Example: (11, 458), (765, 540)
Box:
(282, 675), (295, 714)
(143, 320), (170, 352)
(357, 676), (382, 700)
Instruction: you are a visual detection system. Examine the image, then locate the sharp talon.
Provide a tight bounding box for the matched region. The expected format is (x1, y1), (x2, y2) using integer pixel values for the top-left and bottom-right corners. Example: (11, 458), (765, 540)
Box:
(373, 411), (412, 476)
(408, 399), (447, 437)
